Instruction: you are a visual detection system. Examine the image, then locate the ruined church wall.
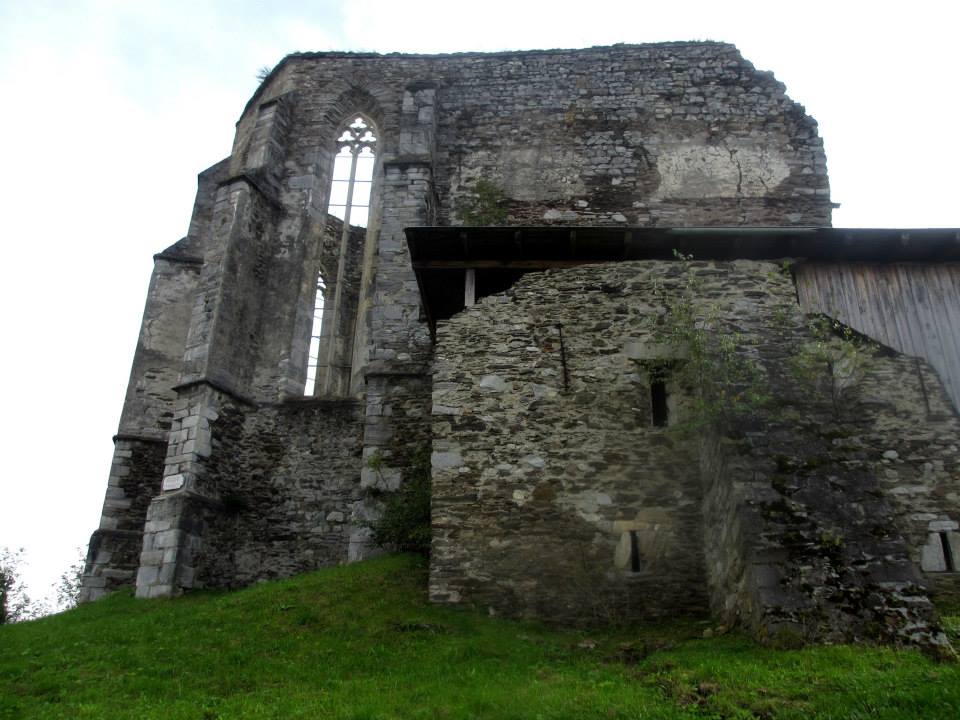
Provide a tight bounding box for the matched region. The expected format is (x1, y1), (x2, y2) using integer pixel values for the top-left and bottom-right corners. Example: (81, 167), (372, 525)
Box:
(191, 399), (364, 588)
(701, 341), (959, 646)
(89, 42), (836, 601)
(223, 46), (832, 568)
(256, 44), (830, 237)
(432, 259), (959, 647)
(80, 158), (232, 601)
(850, 353), (960, 605)
(172, 172), (316, 403)
(223, 40), (832, 395)
(180, 41), (832, 402)
(429, 44), (829, 227)
(180, 43), (831, 522)
(135, 385), (363, 595)
(117, 260), (201, 436)
(80, 437), (168, 601)
(430, 263), (709, 621)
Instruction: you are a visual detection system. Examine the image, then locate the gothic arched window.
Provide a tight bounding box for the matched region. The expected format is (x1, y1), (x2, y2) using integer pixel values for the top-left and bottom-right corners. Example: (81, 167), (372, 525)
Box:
(305, 117), (378, 395)
(328, 117), (377, 228)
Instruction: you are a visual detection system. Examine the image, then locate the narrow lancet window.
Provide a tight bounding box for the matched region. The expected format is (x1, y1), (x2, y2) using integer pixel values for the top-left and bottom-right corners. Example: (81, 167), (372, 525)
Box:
(305, 275), (327, 394)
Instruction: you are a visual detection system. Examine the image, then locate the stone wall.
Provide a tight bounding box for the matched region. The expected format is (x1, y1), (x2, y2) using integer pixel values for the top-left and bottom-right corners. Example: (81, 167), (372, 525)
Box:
(79, 43), (960, 656)
(431, 260), (959, 650)
(80, 438), (168, 601)
(84, 43), (836, 604)
(430, 46), (829, 227)
(135, 384), (244, 597)
(245, 44), (830, 547)
(357, 372), (434, 560)
(195, 398), (364, 587)
(134, 387), (365, 596)
(430, 266), (707, 621)
(261, 43), (830, 234)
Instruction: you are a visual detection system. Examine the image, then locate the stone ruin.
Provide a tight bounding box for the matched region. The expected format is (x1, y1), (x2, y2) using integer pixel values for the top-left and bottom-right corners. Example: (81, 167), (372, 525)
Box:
(80, 43), (960, 653)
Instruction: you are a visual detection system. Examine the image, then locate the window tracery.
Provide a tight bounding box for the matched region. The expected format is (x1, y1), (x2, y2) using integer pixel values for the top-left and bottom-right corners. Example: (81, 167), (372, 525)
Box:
(327, 117), (377, 227)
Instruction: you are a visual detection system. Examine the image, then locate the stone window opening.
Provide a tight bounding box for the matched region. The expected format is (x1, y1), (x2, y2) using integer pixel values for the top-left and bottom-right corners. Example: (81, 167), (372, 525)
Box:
(939, 532), (956, 571)
(628, 353), (682, 428)
(614, 526), (644, 574)
(305, 115), (378, 396)
(304, 273), (328, 395)
(921, 523), (959, 572)
(628, 530), (641, 572)
(650, 379), (669, 427)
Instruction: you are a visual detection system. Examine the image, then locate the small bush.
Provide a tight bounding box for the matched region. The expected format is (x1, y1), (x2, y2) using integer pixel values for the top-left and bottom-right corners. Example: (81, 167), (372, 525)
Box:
(370, 450), (432, 556)
(458, 179), (508, 225)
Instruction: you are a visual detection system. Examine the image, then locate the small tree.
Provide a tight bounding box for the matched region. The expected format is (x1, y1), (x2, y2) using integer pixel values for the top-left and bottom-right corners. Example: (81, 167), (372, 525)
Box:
(52, 547), (86, 612)
(790, 315), (875, 416)
(0, 547), (43, 624)
(649, 252), (769, 428)
(458, 179), (509, 225)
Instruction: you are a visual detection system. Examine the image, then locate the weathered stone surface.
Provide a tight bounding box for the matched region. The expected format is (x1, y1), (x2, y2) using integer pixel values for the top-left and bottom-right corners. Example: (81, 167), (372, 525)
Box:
(430, 260), (960, 652)
(78, 42), (958, 655)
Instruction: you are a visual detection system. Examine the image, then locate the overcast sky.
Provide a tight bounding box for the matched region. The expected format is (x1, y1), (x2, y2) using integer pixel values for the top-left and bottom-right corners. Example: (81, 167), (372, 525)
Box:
(1, 0), (958, 606)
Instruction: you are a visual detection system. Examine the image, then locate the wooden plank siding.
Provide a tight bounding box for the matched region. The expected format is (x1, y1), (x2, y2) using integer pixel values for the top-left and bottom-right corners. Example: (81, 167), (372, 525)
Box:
(796, 263), (960, 413)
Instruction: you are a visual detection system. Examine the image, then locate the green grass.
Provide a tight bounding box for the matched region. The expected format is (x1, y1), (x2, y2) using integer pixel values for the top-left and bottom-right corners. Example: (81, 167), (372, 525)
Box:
(1, 555), (958, 719)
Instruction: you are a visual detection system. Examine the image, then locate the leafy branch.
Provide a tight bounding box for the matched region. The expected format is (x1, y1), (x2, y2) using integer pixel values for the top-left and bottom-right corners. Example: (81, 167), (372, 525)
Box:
(649, 253), (769, 429)
(789, 315), (875, 416)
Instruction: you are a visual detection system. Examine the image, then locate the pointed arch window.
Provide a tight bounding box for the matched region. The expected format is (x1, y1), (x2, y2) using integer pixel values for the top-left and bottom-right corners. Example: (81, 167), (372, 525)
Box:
(305, 116), (378, 395)
(328, 117), (377, 228)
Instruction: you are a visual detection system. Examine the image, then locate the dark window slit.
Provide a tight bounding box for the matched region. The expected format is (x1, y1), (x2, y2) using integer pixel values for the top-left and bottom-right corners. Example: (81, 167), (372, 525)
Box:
(940, 532), (955, 571)
(651, 380), (669, 427)
(629, 530), (641, 572)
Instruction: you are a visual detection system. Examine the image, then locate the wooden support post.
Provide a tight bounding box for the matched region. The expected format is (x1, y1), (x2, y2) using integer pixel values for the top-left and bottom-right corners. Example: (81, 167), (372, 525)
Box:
(464, 268), (476, 307)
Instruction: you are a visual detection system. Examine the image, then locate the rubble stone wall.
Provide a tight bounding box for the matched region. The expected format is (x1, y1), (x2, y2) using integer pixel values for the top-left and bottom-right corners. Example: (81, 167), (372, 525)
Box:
(259, 43), (830, 235)
(431, 260), (959, 649)
(430, 261), (712, 621)
(195, 399), (364, 588)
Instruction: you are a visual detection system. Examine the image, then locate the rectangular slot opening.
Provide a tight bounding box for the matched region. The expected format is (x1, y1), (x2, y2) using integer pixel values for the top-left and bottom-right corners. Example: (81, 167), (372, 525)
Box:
(629, 530), (641, 572)
(940, 532), (956, 571)
(651, 380), (669, 427)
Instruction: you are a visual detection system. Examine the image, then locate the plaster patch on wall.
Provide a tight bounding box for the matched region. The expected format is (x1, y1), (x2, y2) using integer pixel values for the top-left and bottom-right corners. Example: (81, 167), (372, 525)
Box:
(499, 146), (588, 201)
(652, 141), (790, 200)
(557, 488), (614, 525)
(457, 146), (588, 203)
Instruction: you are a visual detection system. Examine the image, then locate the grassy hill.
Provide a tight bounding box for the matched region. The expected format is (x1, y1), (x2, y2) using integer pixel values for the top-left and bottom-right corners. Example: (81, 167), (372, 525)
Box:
(1, 555), (958, 719)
